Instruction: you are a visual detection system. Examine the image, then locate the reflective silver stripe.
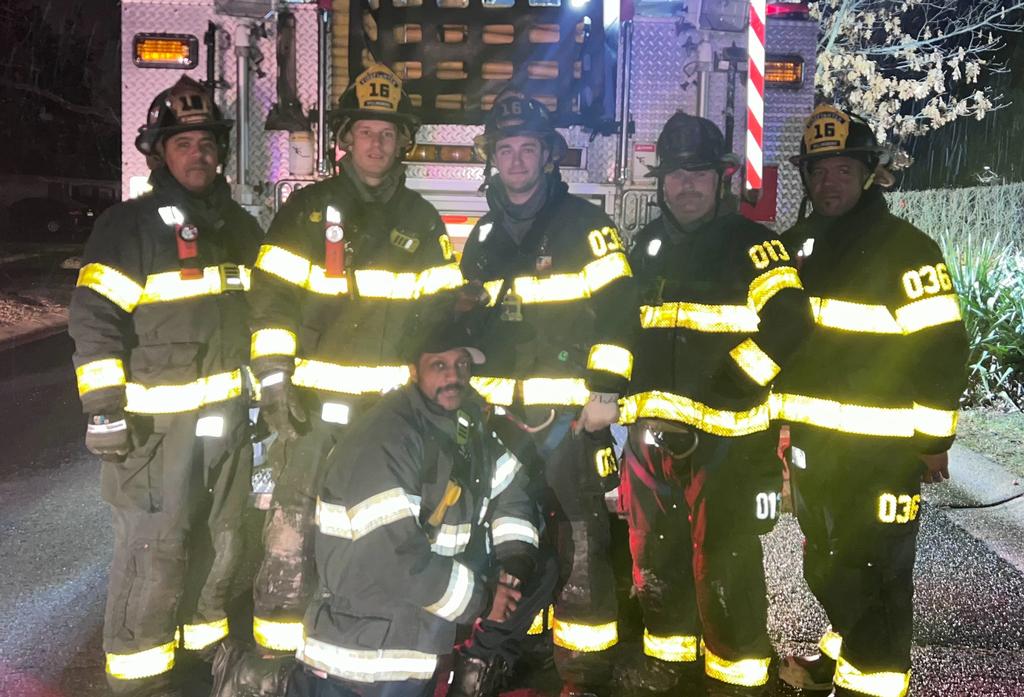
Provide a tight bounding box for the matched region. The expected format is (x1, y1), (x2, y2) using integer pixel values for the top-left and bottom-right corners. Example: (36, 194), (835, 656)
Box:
(491, 517), (539, 547)
(490, 452), (522, 498)
(298, 637), (438, 683)
(430, 523), (474, 556)
(423, 561), (476, 621)
(315, 490), (420, 540)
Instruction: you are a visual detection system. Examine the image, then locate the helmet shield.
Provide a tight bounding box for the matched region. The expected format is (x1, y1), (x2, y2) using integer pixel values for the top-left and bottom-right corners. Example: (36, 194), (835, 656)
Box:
(332, 64), (420, 149)
(135, 76), (233, 158)
(648, 111), (740, 178)
(789, 104), (884, 168)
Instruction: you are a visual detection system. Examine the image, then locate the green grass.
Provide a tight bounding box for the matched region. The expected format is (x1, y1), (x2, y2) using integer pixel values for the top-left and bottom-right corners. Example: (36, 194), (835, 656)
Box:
(957, 408), (1024, 479)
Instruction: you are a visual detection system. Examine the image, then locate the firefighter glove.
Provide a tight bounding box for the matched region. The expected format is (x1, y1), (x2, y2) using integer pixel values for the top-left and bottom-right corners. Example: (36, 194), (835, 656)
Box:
(86, 413), (131, 461)
(260, 372), (307, 442)
(575, 392), (620, 433)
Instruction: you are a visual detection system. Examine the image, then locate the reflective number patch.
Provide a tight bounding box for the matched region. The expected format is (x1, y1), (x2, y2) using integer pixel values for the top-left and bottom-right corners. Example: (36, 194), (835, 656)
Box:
(748, 240), (790, 269)
(901, 263), (952, 299)
(877, 493), (920, 524)
(755, 492), (780, 520)
(587, 226), (624, 258)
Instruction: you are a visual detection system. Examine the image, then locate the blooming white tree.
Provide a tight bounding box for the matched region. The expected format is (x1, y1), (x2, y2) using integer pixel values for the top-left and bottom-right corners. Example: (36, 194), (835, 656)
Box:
(811, 0), (1024, 164)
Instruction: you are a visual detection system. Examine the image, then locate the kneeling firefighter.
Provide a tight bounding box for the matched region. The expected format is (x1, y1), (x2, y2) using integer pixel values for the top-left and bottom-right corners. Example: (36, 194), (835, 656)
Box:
(620, 111), (812, 697)
(69, 75), (264, 696)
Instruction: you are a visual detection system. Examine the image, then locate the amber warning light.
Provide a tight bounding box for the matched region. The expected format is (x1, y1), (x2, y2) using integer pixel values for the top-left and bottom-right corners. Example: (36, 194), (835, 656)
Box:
(133, 34), (199, 69)
(764, 55), (804, 86)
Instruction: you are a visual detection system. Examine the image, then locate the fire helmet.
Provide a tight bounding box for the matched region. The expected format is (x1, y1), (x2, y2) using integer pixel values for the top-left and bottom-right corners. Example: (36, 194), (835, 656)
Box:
(472, 92), (568, 163)
(647, 111), (740, 177)
(789, 103), (885, 170)
(135, 76), (233, 160)
(332, 64), (420, 151)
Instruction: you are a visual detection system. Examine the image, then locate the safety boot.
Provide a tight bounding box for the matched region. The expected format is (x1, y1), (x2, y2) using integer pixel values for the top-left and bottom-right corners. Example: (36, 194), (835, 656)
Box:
(778, 653), (835, 691)
(448, 653), (508, 697)
(612, 653), (702, 696)
(209, 639), (293, 697)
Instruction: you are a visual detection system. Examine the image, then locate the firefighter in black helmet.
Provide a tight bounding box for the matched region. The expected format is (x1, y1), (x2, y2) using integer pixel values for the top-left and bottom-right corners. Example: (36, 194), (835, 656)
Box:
(457, 92), (636, 697)
(68, 75), (263, 696)
(775, 104), (968, 697)
(211, 64), (462, 697)
(620, 111), (812, 697)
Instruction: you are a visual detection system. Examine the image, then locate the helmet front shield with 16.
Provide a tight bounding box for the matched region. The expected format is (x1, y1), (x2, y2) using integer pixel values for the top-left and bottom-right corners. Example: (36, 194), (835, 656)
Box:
(789, 104), (886, 173)
(135, 75), (233, 161)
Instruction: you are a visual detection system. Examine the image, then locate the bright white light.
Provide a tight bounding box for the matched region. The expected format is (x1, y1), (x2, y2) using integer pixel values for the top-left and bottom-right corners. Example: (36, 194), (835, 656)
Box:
(571, 0), (589, 8)
(322, 402), (351, 425)
(195, 415), (225, 438)
(603, 0), (618, 27)
(646, 238), (662, 256)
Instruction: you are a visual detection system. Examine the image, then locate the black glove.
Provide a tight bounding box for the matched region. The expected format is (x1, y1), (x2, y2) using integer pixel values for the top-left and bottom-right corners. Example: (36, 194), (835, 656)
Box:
(86, 413), (131, 461)
(260, 373), (307, 442)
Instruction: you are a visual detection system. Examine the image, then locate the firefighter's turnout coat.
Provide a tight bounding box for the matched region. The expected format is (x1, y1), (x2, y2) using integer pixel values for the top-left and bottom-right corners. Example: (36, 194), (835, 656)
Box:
(297, 384), (538, 684)
(247, 163), (463, 397)
(460, 178), (635, 408)
(68, 168), (262, 684)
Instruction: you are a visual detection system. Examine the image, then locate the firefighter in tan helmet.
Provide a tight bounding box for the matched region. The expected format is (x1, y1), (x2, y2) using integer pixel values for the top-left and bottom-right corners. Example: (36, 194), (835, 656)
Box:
(210, 64), (463, 696)
(774, 104), (968, 697)
(69, 75), (263, 696)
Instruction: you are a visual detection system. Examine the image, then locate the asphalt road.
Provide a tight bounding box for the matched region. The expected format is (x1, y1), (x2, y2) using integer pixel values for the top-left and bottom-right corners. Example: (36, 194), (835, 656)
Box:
(1, 334), (1023, 697)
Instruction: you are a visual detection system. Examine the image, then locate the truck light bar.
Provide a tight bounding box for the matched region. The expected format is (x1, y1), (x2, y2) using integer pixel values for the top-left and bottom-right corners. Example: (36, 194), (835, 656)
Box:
(765, 55), (804, 86)
(133, 34), (199, 69)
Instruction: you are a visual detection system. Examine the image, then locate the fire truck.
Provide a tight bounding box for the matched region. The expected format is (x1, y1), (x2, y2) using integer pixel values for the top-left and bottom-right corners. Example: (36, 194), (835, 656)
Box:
(120, 0), (817, 242)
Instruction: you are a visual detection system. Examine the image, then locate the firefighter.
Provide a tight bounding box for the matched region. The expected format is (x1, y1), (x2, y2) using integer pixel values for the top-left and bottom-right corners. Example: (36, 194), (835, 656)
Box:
(774, 104), (968, 697)
(210, 64), (462, 695)
(68, 75), (263, 696)
(287, 308), (546, 697)
(458, 92), (635, 697)
(619, 111), (813, 697)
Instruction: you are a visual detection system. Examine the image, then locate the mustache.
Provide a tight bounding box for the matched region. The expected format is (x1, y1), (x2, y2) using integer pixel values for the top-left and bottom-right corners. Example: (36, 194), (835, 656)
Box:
(434, 383), (465, 399)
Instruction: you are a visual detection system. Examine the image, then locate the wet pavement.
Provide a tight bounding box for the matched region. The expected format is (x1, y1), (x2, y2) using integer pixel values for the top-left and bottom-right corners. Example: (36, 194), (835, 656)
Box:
(1, 334), (1023, 697)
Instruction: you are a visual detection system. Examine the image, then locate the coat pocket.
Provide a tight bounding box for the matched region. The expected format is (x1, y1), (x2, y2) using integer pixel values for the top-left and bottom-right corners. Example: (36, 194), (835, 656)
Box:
(101, 431), (166, 512)
(129, 342), (203, 385)
(320, 605), (393, 650)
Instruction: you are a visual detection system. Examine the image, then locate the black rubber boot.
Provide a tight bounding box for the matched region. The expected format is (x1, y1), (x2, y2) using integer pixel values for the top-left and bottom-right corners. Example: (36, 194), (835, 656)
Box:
(209, 639), (293, 697)
(448, 653), (508, 697)
(777, 653), (835, 692)
(612, 653), (702, 696)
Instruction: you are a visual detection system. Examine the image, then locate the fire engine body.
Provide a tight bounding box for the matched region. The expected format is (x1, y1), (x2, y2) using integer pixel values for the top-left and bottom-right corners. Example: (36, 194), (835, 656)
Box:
(120, 0), (817, 242)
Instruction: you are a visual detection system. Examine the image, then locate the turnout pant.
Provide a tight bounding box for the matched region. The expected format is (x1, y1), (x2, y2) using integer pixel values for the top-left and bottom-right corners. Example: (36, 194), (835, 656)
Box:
(788, 427), (920, 697)
(621, 421), (781, 691)
(102, 402), (252, 696)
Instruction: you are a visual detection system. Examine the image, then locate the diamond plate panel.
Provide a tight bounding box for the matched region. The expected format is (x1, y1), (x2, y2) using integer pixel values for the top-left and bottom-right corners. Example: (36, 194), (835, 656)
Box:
(122, 1), (320, 228)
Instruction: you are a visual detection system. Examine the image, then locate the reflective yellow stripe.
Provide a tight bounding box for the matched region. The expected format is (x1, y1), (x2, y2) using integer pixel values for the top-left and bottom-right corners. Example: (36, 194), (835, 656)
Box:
(483, 253), (630, 306)
(356, 268), (419, 299)
(810, 297), (902, 334)
(913, 403), (958, 438)
(77, 263), (144, 313)
(414, 262), (464, 297)
(819, 629), (842, 660)
(834, 657), (910, 697)
(639, 302), (759, 332)
(75, 358), (126, 396)
(769, 393), (916, 438)
(621, 390), (770, 437)
(125, 369), (243, 414)
(491, 516), (539, 547)
(316, 490), (420, 540)
(179, 618), (229, 650)
(522, 378), (590, 406)
(748, 266), (803, 311)
(137, 265), (251, 305)
(587, 344), (633, 379)
(291, 360), (410, 395)
(424, 561), (476, 621)
(894, 294), (962, 334)
(298, 637), (438, 683)
(256, 244), (311, 287)
(527, 607), (548, 636)
(306, 265), (351, 295)
(105, 641), (176, 680)
(470, 377), (516, 406)
(729, 339), (780, 387)
(247, 366), (262, 403)
(251, 328), (298, 359)
(703, 645), (771, 687)
(253, 617), (304, 651)
(642, 629), (698, 662)
(551, 617), (618, 652)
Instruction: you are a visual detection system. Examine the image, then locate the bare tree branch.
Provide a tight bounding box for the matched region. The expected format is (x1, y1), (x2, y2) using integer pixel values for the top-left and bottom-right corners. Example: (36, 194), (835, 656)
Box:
(0, 77), (120, 125)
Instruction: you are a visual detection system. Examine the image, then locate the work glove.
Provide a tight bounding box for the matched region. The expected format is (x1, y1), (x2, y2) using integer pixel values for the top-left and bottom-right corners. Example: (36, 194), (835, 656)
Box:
(86, 413), (131, 461)
(259, 372), (307, 442)
(574, 391), (620, 434)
